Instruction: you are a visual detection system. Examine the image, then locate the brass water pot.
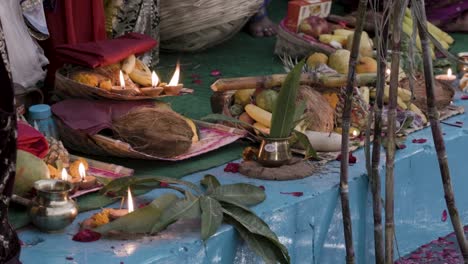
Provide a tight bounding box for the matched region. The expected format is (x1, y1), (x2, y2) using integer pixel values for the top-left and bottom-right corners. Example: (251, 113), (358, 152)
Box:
(257, 137), (292, 167)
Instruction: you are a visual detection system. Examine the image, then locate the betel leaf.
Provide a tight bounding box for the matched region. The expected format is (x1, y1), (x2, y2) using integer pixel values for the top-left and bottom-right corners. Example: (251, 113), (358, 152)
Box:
(270, 59), (305, 138)
(200, 196), (223, 240)
(225, 215), (285, 264)
(210, 183), (266, 206)
(222, 205), (290, 264)
(94, 193), (178, 234)
(150, 197), (200, 234)
(200, 174), (221, 194)
(292, 130), (317, 159)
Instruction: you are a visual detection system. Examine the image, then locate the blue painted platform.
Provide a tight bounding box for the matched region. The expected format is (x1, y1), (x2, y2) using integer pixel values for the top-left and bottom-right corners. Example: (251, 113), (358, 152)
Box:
(18, 98), (468, 263)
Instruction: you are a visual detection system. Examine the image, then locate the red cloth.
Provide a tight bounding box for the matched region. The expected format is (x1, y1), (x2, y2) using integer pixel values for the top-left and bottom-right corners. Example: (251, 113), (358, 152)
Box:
(17, 121), (49, 159)
(40, 0), (107, 89)
(55, 33), (158, 68)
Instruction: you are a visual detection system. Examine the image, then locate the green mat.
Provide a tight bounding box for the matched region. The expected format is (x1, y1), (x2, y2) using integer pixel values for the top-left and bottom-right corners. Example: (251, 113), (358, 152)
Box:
(10, 1), (467, 228)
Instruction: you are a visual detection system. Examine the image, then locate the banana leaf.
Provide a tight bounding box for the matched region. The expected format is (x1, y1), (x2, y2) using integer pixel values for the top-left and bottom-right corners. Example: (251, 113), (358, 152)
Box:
(210, 183), (266, 206)
(200, 174), (221, 194)
(200, 196), (223, 240)
(94, 193), (178, 234)
(270, 59), (305, 138)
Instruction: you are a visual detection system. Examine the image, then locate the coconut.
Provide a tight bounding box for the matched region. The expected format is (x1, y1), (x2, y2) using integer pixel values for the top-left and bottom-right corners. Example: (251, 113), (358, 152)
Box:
(15, 150), (50, 196)
(299, 86), (335, 132)
(112, 107), (194, 157)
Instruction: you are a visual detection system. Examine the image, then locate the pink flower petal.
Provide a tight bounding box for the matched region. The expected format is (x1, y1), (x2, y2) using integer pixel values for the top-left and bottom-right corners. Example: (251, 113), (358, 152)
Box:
(442, 209), (448, 222)
(192, 79), (202, 85)
(456, 121), (464, 125)
(280, 192), (304, 197)
(210, 69), (222, 77)
(160, 182), (170, 188)
(190, 73), (201, 79)
(397, 144), (407, 150)
(412, 138), (427, 144)
(224, 162), (240, 173)
(336, 153), (357, 164)
(461, 95), (468, 100)
(258, 185), (265, 191)
(72, 229), (101, 242)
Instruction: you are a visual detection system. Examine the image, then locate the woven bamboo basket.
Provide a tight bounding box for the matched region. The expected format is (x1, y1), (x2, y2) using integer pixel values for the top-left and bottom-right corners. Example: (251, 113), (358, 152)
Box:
(159, 0), (262, 52)
(54, 67), (192, 101)
(274, 19), (336, 58)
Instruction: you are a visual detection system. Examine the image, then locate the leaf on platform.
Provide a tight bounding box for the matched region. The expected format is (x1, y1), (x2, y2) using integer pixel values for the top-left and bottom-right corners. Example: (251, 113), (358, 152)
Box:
(150, 197), (200, 234)
(210, 183), (265, 206)
(200, 196), (223, 240)
(200, 174), (221, 194)
(95, 193), (178, 234)
(292, 130), (317, 159)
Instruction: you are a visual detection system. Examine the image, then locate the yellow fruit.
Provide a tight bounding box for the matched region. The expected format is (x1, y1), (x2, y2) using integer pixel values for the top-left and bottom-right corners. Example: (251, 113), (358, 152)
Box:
(306, 52), (329, 68)
(234, 89), (255, 107)
(253, 122), (270, 135)
(409, 103), (427, 124)
(356, 57), (377, 74)
(333, 29), (354, 37)
(328, 49), (350, 74)
(318, 34), (347, 46)
(183, 117), (200, 143)
(346, 31), (373, 57)
(121, 54), (136, 74)
(244, 104), (272, 128)
(129, 59), (152, 86)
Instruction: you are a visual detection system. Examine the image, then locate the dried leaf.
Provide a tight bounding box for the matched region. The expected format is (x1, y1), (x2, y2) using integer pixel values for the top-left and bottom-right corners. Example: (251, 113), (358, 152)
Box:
(211, 183), (265, 206)
(200, 196), (223, 240)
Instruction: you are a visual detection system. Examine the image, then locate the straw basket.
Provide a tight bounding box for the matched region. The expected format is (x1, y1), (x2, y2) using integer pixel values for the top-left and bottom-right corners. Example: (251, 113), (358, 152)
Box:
(274, 19), (336, 58)
(160, 0), (263, 52)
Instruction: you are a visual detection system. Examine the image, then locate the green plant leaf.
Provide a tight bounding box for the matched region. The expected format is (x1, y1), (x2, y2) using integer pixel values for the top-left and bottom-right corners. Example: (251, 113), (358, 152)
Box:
(200, 174), (221, 194)
(211, 183), (266, 206)
(200, 196), (223, 240)
(292, 130), (318, 159)
(201, 113), (268, 137)
(150, 197), (200, 234)
(222, 205), (290, 263)
(94, 193), (178, 234)
(270, 59), (305, 138)
(225, 215), (287, 264)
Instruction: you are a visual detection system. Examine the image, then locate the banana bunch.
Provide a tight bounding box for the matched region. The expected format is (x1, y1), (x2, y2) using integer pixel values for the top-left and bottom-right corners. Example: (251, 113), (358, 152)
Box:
(402, 8), (454, 59)
(120, 54), (153, 87)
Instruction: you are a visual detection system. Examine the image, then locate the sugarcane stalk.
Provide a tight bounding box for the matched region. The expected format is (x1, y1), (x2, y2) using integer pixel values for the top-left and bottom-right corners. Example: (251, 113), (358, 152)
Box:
(385, 0), (408, 263)
(413, 1), (468, 262)
(339, 0), (369, 263)
(369, 2), (391, 263)
(210, 73), (377, 92)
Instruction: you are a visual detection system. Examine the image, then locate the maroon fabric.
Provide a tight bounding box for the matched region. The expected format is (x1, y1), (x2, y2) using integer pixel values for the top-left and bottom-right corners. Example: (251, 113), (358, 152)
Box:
(55, 33), (157, 68)
(17, 121), (49, 158)
(51, 99), (155, 135)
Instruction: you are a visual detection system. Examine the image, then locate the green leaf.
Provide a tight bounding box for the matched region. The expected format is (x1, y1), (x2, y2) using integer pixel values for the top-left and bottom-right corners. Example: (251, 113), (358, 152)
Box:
(211, 183), (266, 206)
(94, 193), (178, 234)
(293, 100), (306, 126)
(200, 174), (221, 194)
(200, 196), (223, 240)
(150, 197), (200, 234)
(225, 215), (286, 264)
(222, 205), (290, 263)
(292, 130), (317, 159)
(270, 59), (305, 138)
(201, 114), (269, 137)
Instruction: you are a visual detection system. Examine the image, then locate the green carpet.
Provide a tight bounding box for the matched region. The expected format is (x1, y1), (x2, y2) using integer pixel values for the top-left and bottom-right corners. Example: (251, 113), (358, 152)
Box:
(10, 1), (467, 228)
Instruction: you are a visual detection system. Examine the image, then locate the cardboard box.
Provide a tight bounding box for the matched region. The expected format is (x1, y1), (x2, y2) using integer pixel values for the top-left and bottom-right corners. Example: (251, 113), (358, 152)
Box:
(285, 0), (332, 33)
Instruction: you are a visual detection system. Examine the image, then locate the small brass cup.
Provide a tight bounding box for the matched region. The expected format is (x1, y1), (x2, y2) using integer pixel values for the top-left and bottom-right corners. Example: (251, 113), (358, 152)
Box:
(257, 137), (292, 167)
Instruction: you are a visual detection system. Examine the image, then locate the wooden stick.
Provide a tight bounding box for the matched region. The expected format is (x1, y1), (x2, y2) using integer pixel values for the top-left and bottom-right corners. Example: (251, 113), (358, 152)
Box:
(413, 1), (468, 262)
(339, 0), (369, 263)
(369, 3), (391, 263)
(385, 0), (408, 263)
(210, 73), (377, 92)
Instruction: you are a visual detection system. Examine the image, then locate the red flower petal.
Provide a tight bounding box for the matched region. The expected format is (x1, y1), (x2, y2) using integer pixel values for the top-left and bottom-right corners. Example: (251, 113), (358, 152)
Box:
(280, 192), (304, 197)
(224, 162), (240, 173)
(258, 185), (265, 191)
(190, 73), (201, 79)
(412, 138), (427, 144)
(192, 79), (202, 85)
(461, 95), (468, 100)
(210, 69), (222, 77)
(397, 144), (407, 150)
(160, 182), (170, 188)
(336, 152), (357, 164)
(456, 121), (464, 125)
(338, 21), (347, 28)
(138, 201), (150, 208)
(72, 229), (101, 242)
(441, 209), (448, 222)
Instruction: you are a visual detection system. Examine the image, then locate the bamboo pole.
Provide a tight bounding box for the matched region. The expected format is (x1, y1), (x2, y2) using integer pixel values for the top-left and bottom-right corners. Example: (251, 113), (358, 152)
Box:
(210, 73), (377, 92)
(369, 3), (390, 263)
(413, 0), (468, 262)
(339, 0), (368, 263)
(385, 0), (408, 263)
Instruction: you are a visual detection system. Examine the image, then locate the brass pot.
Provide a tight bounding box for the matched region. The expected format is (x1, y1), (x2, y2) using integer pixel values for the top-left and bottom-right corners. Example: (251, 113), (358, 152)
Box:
(257, 137), (292, 167)
(13, 180), (78, 232)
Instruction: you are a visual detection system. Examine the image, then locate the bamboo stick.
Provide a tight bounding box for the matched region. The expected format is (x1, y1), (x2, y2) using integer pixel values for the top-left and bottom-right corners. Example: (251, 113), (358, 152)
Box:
(369, 3), (390, 263)
(210, 73), (377, 92)
(385, 0), (408, 263)
(413, 1), (468, 262)
(339, 0), (369, 263)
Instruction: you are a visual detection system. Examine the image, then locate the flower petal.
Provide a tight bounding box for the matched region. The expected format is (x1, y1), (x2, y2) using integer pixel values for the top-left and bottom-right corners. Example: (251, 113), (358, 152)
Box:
(461, 95), (468, 100)
(210, 69), (222, 77)
(441, 209), (448, 222)
(412, 138), (427, 144)
(72, 229), (101, 242)
(258, 185), (265, 191)
(192, 79), (202, 85)
(280, 192), (303, 197)
(224, 162), (240, 173)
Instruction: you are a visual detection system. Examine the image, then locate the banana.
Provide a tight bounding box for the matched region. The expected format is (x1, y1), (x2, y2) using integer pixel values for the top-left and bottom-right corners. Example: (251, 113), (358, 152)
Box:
(129, 59), (152, 86)
(409, 103), (427, 124)
(121, 54), (136, 74)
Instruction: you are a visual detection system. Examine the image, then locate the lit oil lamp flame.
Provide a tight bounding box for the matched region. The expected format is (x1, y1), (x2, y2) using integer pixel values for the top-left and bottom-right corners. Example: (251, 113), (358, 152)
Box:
(151, 71), (159, 87)
(386, 68), (391, 75)
(447, 68), (452, 78)
(119, 70), (125, 89)
(78, 162), (86, 181)
(127, 187), (134, 213)
(352, 130), (359, 137)
(168, 63), (180, 86)
(61, 168), (68, 181)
